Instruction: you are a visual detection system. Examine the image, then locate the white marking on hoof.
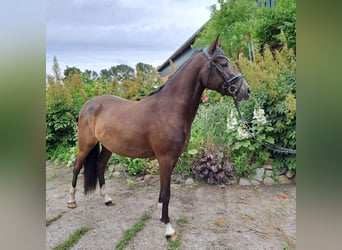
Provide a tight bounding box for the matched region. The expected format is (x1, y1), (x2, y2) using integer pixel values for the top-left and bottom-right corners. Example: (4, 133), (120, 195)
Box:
(100, 185), (112, 205)
(165, 223), (176, 237)
(104, 194), (112, 205)
(157, 203), (162, 219)
(68, 187), (76, 203)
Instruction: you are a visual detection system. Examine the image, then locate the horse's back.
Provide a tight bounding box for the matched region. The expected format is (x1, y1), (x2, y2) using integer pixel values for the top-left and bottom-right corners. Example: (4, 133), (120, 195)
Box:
(80, 95), (132, 117)
(78, 94), (158, 157)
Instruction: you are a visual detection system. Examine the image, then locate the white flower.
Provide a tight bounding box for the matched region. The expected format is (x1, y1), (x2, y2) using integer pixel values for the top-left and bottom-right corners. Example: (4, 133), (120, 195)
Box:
(227, 112), (238, 131)
(237, 127), (249, 139)
(253, 108), (267, 125)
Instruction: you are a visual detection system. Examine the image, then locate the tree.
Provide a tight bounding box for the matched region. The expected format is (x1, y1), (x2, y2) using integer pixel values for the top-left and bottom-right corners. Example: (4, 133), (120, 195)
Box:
(52, 56), (62, 82)
(116, 64), (162, 100)
(100, 68), (112, 82)
(81, 69), (99, 84)
(194, 0), (296, 59)
(63, 66), (81, 79)
(136, 62), (154, 75)
(255, 0), (296, 51)
(193, 0), (257, 60)
(109, 64), (135, 82)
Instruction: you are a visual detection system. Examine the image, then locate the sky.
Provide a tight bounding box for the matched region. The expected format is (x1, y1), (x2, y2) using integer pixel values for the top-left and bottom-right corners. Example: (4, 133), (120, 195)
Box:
(46, 0), (218, 75)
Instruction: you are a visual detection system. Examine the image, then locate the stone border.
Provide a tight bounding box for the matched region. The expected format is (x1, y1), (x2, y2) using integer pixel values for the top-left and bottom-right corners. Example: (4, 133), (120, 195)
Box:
(239, 165), (295, 186)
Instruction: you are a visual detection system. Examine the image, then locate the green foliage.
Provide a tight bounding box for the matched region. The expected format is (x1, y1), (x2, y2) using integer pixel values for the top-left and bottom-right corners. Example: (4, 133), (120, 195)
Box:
(115, 213), (151, 250)
(225, 103), (274, 176)
(46, 58), (162, 165)
(194, 0), (257, 60)
(55, 227), (90, 250)
(255, 0), (296, 50)
(46, 214), (62, 227)
(110, 155), (150, 176)
(167, 217), (188, 250)
(175, 99), (230, 175)
(45, 97), (78, 163)
(193, 0), (296, 60)
(126, 178), (134, 186)
(238, 45), (296, 172)
(63, 66), (81, 79)
(234, 153), (250, 176)
(178, 41), (296, 178)
(46, 65), (84, 163)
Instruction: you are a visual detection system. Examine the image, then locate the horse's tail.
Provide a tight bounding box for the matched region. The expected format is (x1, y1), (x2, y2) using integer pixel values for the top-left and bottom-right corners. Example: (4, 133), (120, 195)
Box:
(84, 143), (100, 195)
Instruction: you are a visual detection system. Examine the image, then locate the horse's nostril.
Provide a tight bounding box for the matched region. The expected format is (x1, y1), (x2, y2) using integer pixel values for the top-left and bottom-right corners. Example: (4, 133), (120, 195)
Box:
(247, 88), (251, 94)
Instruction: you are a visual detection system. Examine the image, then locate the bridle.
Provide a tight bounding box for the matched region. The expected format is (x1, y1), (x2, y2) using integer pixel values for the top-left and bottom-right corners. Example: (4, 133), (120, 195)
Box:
(202, 47), (296, 155)
(203, 47), (244, 98)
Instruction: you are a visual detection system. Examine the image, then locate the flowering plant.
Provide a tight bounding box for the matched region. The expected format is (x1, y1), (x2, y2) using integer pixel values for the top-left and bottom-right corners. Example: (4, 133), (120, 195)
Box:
(225, 107), (275, 176)
(201, 95), (209, 103)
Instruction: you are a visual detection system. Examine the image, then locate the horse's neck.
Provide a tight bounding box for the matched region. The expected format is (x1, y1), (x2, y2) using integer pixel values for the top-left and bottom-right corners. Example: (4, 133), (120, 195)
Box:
(160, 58), (205, 122)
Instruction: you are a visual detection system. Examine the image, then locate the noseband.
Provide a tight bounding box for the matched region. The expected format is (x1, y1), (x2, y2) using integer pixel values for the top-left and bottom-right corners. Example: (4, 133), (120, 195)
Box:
(203, 47), (244, 98)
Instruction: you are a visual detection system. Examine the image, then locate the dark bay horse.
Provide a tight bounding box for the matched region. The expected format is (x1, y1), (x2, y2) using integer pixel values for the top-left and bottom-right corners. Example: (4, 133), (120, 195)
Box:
(67, 37), (251, 240)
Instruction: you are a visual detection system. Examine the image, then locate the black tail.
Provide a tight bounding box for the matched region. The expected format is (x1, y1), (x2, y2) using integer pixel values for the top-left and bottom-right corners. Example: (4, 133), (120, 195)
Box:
(84, 143), (100, 194)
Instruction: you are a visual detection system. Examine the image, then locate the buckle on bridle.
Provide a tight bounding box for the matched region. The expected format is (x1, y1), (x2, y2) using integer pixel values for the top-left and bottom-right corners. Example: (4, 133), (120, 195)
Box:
(220, 72), (243, 97)
(228, 85), (237, 95)
(203, 47), (244, 97)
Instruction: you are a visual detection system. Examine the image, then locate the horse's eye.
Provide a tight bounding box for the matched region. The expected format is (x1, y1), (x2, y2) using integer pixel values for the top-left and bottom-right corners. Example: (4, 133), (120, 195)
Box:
(220, 62), (228, 67)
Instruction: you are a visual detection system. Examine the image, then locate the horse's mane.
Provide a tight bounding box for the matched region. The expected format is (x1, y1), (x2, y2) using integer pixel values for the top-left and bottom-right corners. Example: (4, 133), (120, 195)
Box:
(146, 84), (166, 96)
(146, 49), (202, 97)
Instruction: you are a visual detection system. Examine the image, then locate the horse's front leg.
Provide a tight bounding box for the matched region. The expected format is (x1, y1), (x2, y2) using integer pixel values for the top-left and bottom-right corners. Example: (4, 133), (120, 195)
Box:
(97, 146), (113, 205)
(158, 158), (177, 240)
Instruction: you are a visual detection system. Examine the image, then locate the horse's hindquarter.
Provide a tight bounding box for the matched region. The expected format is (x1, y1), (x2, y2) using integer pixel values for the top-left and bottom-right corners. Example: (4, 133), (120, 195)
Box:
(91, 95), (157, 158)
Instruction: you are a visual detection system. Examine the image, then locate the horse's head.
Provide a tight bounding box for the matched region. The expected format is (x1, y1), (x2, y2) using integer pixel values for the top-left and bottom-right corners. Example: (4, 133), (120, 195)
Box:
(201, 36), (251, 101)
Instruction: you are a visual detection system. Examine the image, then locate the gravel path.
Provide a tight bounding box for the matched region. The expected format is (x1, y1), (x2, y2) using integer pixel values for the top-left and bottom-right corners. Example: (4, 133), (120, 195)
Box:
(46, 162), (296, 250)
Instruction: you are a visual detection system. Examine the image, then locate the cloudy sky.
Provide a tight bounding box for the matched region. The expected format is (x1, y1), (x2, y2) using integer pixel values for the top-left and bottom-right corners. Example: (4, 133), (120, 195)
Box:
(46, 0), (218, 75)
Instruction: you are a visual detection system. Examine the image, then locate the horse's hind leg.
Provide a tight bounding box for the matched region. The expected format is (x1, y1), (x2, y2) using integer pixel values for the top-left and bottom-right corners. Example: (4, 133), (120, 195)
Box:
(67, 142), (97, 208)
(96, 145), (112, 205)
(67, 154), (85, 208)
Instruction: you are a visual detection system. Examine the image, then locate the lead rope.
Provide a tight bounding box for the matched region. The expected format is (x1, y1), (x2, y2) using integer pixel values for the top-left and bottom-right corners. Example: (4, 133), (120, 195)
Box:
(233, 99), (296, 155)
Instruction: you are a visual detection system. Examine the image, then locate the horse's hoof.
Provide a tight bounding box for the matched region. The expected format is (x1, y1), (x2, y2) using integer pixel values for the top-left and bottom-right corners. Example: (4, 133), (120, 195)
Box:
(67, 201), (77, 209)
(166, 233), (177, 241)
(105, 200), (113, 206)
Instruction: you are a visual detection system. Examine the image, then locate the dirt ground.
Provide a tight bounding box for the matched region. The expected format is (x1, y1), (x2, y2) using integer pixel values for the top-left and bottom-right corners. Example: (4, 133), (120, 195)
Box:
(46, 162), (296, 250)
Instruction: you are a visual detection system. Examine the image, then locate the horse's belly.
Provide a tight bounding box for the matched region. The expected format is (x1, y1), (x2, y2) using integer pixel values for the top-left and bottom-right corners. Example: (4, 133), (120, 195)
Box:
(97, 130), (155, 158)
(109, 142), (155, 159)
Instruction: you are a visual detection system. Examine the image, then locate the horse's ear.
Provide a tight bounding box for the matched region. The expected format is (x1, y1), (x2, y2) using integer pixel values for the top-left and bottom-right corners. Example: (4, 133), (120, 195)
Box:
(208, 35), (220, 55)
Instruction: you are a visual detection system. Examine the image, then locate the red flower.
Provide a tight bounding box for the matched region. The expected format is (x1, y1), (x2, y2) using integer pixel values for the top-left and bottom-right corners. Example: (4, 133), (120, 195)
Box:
(201, 95), (208, 103)
(281, 193), (287, 199)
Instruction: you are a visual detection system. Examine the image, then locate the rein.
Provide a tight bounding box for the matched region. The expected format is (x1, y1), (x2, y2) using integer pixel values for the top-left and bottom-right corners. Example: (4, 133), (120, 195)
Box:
(233, 99), (297, 154)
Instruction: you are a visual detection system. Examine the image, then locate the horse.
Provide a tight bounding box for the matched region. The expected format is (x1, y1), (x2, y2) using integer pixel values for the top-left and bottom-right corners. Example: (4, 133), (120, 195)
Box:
(67, 36), (251, 240)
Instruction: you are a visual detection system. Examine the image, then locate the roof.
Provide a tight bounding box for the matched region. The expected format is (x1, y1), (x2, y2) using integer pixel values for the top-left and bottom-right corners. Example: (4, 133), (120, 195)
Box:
(157, 25), (205, 73)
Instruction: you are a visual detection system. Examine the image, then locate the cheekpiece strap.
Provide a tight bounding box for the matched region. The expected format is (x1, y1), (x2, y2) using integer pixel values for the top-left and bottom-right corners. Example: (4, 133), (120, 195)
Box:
(203, 47), (212, 61)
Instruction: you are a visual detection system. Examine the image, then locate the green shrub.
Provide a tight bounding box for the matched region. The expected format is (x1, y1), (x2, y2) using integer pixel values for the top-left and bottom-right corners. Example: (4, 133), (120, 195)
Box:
(178, 42), (296, 178)
(109, 155), (150, 176)
(46, 59), (162, 166)
(193, 0), (258, 60)
(255, 0), (296, 50)
(238, 44), (296, 172)
(46, 98), (78, 163)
